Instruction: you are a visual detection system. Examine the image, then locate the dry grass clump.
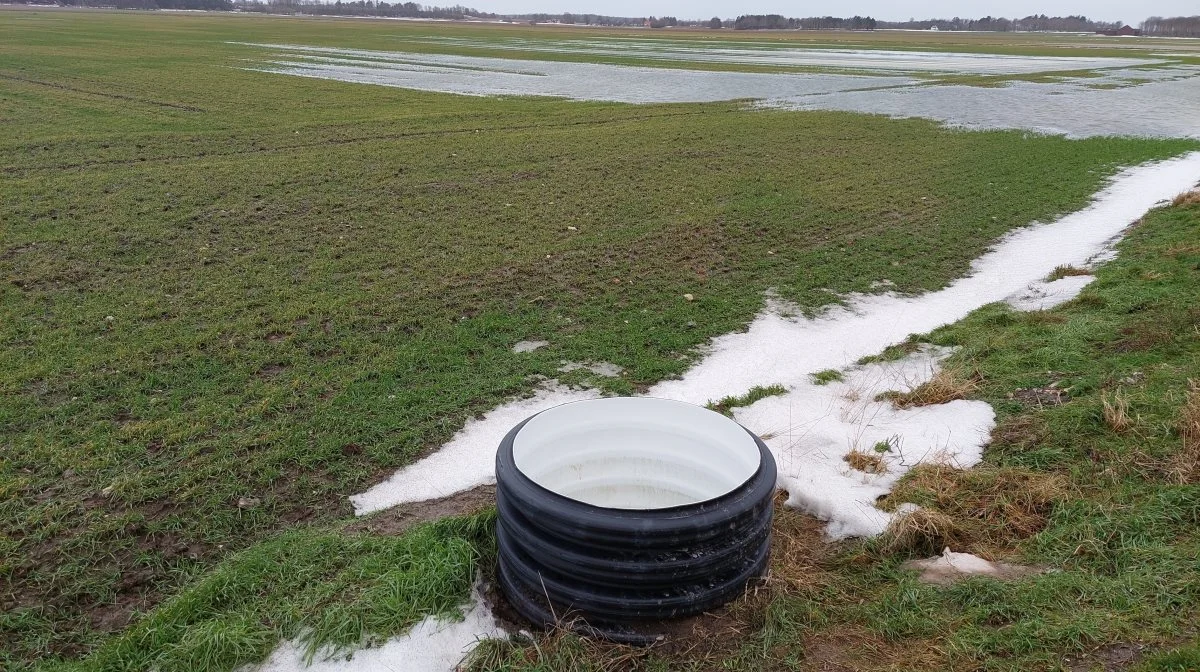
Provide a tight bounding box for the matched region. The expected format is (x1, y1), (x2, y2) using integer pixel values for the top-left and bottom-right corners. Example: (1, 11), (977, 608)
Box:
(768, 493), (837, 592)
(1045, 264), (1092, 282)
(1167, 381), (1200, 485)
(881, 465), (1070, 555)
(797, 625), (947, 672)
(881, 508), (964, 556)
(1171, 189), (1200, 207)
(844, 448), (887, 474)
(879, 367), (980, 409)
(464, 622), (649, 672)
(1102, 390), (1133, 433)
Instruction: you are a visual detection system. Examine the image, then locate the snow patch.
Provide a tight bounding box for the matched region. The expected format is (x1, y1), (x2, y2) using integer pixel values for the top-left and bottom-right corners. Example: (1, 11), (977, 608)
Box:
(246, 581), (502, 672)
(732, 347), (994, 539)
(557, 361), (623, 377)
(1007, 274), (1095, 311)
(350, 383), (598, 515)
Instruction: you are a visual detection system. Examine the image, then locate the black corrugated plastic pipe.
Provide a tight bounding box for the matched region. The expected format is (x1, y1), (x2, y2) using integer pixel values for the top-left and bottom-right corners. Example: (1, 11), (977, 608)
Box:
(495, 397), (776, 643)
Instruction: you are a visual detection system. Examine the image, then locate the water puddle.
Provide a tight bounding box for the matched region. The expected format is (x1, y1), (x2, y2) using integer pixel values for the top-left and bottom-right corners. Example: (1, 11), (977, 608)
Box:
(767, 74), (1200, 138)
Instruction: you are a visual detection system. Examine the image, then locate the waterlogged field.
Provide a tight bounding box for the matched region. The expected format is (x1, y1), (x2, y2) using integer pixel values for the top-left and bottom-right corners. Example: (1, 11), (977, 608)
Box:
(2, 8), (1200, 672)
(245, 41), (1200, 138)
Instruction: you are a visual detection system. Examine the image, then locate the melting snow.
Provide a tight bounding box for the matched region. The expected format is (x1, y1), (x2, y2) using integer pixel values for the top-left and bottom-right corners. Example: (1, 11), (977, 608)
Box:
(246, 581), (502, 672)
(1007, 274), (1097, 311)
(351, 383), (597, 514)
(734, 347), (994, 538)
(351, 153), (1200, 535)
(557, 361), (624, 377)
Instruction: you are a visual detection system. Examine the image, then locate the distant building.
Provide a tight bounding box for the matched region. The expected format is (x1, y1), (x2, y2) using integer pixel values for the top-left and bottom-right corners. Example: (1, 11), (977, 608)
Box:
(1097, 25), (1142, 36)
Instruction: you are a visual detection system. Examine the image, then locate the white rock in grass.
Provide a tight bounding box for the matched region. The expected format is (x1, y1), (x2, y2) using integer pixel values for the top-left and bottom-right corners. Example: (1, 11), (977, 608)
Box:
(512, 340), (549, 354)
(904, 548), (1042, 585)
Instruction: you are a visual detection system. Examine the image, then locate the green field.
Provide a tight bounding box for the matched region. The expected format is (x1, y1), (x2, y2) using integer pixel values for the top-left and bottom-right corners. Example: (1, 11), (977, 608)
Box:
(2, 9), (1199, 671)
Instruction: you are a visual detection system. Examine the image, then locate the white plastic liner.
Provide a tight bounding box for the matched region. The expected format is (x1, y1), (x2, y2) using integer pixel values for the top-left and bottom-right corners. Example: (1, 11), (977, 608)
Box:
(512, 397), (760, 509)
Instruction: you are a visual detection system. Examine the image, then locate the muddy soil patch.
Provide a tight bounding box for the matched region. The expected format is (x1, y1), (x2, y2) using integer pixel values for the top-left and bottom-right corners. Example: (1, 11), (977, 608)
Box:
(348, 484), (496, 536)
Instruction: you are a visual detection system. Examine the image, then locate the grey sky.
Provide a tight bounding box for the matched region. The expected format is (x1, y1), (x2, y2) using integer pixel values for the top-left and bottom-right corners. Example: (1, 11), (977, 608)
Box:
(468, 1), (1196, 23)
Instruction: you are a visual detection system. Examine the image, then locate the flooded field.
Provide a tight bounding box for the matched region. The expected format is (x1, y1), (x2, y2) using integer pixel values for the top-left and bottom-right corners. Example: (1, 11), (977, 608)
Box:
(402, 35), (1163, 74)
(243, 43), (1200, 138)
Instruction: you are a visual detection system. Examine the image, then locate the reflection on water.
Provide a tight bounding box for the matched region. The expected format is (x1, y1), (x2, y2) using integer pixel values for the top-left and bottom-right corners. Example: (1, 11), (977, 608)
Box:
(402, 35), (1163, 75)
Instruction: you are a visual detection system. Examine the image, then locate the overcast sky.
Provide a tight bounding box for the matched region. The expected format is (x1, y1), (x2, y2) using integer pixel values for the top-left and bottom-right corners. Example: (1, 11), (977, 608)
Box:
(469, 1), (1195, 23)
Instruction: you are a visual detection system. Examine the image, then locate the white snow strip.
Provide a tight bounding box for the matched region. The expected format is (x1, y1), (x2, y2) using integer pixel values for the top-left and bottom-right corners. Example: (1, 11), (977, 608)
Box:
(351, 152), (1200, 535)
(247, 581), (502, 672)
(351, 383), (598, 515)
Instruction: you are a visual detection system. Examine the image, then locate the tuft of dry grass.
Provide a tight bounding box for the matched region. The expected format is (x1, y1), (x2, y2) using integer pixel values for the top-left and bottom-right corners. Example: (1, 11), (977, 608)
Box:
(881, 464), (1070, 556)
(1102, 390), (1133, 434)
(1167, 381), (1200, 484)
(1045, 264), (1092, 282)
(464, 621), (651, 672)
(879, 367), (980, 409)
(767, 492), (838, 592)
(844, 448), (888, 474)
(881, 508), (964, 556)
(1171, 189), (1200, 207)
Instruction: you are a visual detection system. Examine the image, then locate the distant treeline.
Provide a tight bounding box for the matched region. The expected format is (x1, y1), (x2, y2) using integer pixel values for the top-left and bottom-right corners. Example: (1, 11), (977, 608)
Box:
(730, 13), (1121, 32)
(10, 0), (1198, 37)
(501, 13), (651, 27)
(237, 0), (493, 19)
(732, 15), (877, 30)
(20, 0), (234, 8)
(879, 15), (1121, 32)
(1141, 16), (1200, 37)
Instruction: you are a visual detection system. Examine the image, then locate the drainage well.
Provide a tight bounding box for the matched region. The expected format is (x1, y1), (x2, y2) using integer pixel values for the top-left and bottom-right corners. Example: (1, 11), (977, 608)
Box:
(495, 397), (776, 642)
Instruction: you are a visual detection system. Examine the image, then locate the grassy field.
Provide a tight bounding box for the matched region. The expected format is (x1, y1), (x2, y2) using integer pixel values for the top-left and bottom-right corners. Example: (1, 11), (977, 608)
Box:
(2, 9), (1198, 671)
